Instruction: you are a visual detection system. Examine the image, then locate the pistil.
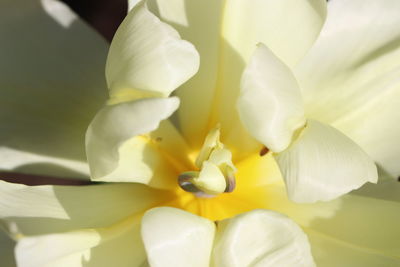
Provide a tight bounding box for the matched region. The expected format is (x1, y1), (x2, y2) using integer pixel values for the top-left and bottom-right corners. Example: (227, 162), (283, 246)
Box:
(178, 125), (237, 197)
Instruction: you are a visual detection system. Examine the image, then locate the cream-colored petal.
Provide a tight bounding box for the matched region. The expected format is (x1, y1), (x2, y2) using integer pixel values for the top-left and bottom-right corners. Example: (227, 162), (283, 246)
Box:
(0, 180), (171, 236)
(147, 0), (225, 148)
(141, 207), (215, 267)
(275, 120), (377, 203)
(15, 215), (147, 267)
(214, 0), (326, 159)
(212, 209), (315, 267)
(305, 194), (400, 265)
(262, 185), (400, 265)
(222, 0), (327, 68)
(296, 0), (400, 178)
(0, 229), (16, 267)
(0, 0), (108, 179)
(86, 97), (179, 188)
(106, 1), (199, 103)
(306, 231), (400, 267)
(238, 43), (306, 153)
(149, 0), (326, 155)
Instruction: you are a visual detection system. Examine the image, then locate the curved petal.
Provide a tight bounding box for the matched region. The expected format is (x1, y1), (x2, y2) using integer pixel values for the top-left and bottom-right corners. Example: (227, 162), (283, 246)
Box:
(275, 120), (377, 203)
(106, 1), (199, 103)
(0, 0), (109, 179)
(141, 207), (215, 267)
(237, 43), (306, 153)
(264, 184), (400, 265)
(15, 215), (147, 267)
(212, 209), (315, 267)
(0, 180), (171, 236)
(296, 0), (400, 178)
(86, 97), (180, 188)
(148, 0), (326, 154)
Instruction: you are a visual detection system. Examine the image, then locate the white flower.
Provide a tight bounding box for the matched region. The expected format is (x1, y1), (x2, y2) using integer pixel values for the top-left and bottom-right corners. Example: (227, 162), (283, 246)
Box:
(1, 0), (400, 266)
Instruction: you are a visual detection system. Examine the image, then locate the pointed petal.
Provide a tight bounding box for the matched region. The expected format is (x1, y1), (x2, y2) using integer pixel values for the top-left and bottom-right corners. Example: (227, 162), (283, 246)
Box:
(296, 0), (400, 178)
(0, 0), (109, 179)
(86, 97), (179, 188)
(275, 120), (377, 203)
(237, 43), (306, 152)
(15, 215), (147, 267)
(212, 209), (315, 267)
(0, 180), (170, 236)
(106, 1), (199, 103)
(141, 207), (215, 267)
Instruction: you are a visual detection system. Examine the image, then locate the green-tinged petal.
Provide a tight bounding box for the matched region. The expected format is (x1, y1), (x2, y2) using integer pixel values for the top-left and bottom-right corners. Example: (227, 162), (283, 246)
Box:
(222, 0), (327, 67)
(305, 194), (400, 265)
(237, 43), (306, 153)
(15, 215), (147, 267)
(0, 230), (16, 267)
(106, 1), (199, 103)
(0, 0), (108, 179)
(296, 0), (400, 178)
(212, 209), (315, 267)
(86, 97), (180, 188)
(141, 207), (215, 267)
(275, 120), (377, 203)
(306, 231), (400, 267)
(215, 0), (326, 160)
(264, 185), (400, 265)
(0, 180), (171, 236)
(148, 0), (326, 156)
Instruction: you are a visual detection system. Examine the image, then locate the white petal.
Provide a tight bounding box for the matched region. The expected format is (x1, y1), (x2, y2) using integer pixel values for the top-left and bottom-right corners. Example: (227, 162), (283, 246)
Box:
(0, 180), (170, 236)
(305, 194), (400, 265)
(212, 209), (315, 267)
(275, 120), (377, 203)
(149, 0), (326, 156)
(86, 97), (179, 188)
(106, 1), (199, 103)
(237, 43), (306, 152)
(16, 215), (147, 267)
(0, 0), (108, 179)
(296, 0), (400, 178)
(141, 207), (215, 267)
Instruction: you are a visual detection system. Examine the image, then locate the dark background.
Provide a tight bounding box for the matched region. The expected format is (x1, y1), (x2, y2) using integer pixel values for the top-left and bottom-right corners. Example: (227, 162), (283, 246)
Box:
(61, 0), (127, 41)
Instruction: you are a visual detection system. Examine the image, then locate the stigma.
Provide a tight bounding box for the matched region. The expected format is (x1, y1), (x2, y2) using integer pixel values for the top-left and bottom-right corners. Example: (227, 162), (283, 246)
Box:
(178, 125), (236, 197)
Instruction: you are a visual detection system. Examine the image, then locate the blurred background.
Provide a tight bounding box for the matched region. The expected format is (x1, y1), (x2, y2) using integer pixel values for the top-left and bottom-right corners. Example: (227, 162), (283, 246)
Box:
(61, 0), (127, 41)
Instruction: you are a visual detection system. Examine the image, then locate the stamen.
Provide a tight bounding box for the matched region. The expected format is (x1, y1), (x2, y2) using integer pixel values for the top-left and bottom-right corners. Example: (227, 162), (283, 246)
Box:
(178, 125), (237, 196)
(259, 146), (269, 156)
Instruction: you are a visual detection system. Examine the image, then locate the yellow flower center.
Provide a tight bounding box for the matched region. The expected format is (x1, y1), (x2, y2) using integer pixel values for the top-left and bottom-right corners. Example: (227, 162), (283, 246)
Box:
(162, 125), (286, 221)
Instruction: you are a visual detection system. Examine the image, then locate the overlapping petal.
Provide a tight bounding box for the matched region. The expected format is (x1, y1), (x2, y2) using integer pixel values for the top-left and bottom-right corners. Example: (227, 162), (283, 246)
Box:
(213, 209), (315, 267)
(86, 97), (180, 188)
(15, 215), (147, 267)
(141, 207), (215, 267)
(296, 0), (400, 178)
(106, 1), (199, 103)
(262, 183), (400, 265)
(275, 120), (377, 203)
(0, 180), (171, 236)
(147, 0), (326, 155)
(237, 43), (306, 153)
(0, 0), (109, 179)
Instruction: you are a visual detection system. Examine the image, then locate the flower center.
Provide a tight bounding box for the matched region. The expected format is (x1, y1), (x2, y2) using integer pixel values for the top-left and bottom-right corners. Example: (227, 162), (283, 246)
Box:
(178, 125), (236, 197)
